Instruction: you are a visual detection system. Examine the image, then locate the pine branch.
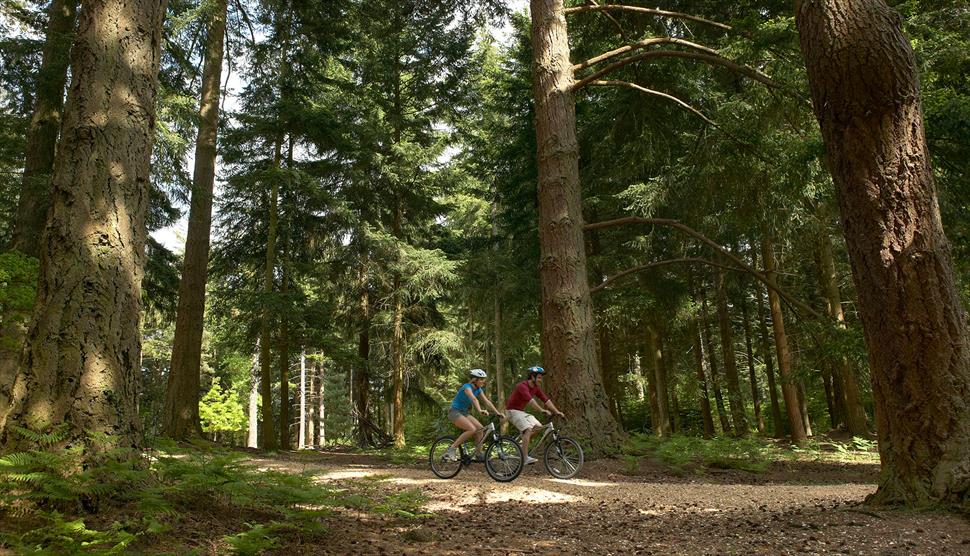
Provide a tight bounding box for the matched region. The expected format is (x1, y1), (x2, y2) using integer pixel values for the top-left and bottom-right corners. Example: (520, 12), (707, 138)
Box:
(572, 37), (718, 72)
(585, 0), (629, 40)
(573, 50), (784, 92)
(564, 4), (732, 31)
(590, 257), (743, 293)
(587, 80), (718, 128)
(583, 217), (823, 319)
(587, 80), (777, 165)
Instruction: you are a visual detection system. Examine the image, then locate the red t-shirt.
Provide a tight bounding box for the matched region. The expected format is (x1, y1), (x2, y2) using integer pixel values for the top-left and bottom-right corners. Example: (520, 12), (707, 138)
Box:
(506, 380), (549, 411)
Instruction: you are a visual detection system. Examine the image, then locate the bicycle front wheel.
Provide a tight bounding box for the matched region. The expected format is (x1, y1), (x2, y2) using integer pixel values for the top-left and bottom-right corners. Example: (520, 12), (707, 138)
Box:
(544, 436), (583, 479)
(429, 436), (462, 479)
(484, 436), (523, 482)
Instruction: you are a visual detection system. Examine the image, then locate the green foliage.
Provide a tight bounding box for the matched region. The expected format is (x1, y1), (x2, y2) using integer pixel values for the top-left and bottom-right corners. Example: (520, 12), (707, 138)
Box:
(0, 250), (38, 347)
(199, 382), (247, 434)
(623, 434), (774, 474)
(0, 440), (415, 554)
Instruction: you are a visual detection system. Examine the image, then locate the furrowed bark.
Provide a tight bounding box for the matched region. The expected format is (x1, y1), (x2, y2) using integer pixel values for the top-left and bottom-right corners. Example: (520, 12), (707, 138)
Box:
(0, 0), (166, 456)
(797, 0), (970, 506)
(531, 0), (623, 455)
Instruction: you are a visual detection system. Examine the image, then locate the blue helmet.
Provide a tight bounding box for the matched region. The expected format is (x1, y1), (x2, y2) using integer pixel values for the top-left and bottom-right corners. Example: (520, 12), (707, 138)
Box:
(527, 366), (545, 377)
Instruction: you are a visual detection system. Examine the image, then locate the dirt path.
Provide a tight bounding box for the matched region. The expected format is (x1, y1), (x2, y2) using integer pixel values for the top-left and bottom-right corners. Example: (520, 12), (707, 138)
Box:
(252, 451), (970, 555)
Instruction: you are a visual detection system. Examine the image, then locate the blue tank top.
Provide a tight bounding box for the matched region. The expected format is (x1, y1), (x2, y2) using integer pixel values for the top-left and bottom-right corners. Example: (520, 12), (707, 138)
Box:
(451, 382), (483, 412)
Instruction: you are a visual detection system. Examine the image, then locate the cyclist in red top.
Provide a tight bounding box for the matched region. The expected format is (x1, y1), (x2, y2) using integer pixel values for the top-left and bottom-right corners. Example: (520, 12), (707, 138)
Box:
(506, 366), (564, 464)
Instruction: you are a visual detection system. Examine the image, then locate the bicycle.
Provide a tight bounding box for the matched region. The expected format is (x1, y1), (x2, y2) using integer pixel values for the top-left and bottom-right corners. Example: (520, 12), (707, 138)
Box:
(515, 416), (584, 479)
(429, 416), (524, 482)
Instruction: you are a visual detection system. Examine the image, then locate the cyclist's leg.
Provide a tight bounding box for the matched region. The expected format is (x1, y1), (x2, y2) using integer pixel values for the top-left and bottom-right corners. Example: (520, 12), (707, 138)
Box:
(449, 413), (478, 452)
(466, 415), (484, 455)
(509, 410), (541, 460)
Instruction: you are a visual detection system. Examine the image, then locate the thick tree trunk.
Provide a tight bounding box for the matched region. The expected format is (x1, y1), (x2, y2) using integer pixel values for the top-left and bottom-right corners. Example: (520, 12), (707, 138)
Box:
(691, 320), (715, 437)
(247, 346), (259, 448)
(700, 291), (731, 434)
(9, 0), (79, 257)
(761, 237), (807, 444)
(740, 293), (765, 433)
(258, 141), (281, 451)
(715, 269), (749, 435)
(817, 231), (869, 436)
(162, 0), (228, 441)
(797, 0), (970, 506)
(530, 0), (623, 454)
(0, 0), (166, 455)
(0, 0), (79, 424)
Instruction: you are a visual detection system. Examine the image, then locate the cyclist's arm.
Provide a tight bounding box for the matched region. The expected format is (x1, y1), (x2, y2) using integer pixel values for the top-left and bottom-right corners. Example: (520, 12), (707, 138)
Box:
(464, 387), (485, 413)
(528, 397), (551, 415)
(544, 399), (565, 417)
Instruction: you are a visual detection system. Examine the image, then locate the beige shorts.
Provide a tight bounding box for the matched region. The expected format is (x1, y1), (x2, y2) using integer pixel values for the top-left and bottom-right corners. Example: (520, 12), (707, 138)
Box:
(508, 409), (542, 433)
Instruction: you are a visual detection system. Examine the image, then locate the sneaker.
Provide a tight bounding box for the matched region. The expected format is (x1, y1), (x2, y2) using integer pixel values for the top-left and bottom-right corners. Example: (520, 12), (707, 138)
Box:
(444, 447), (458, 462)
(525, 456), (538, 465)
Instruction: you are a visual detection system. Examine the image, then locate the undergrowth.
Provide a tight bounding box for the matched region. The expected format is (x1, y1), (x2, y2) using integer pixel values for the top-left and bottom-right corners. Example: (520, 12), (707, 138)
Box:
(0, 428), (422, 554)
(621, 433), (878, 475)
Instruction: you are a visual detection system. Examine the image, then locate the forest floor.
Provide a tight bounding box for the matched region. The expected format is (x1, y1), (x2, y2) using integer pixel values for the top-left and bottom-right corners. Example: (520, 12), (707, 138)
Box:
(248, 446), (970, 556)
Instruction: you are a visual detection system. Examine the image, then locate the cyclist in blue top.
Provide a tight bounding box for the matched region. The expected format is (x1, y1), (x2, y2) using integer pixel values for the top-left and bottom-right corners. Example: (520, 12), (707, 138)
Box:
(444, 369), (503, 462)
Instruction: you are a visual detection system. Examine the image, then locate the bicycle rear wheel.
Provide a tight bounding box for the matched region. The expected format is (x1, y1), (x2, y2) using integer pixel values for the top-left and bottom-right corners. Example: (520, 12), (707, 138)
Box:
(429, 436), (462, 479)
(544, 436), (583, 479)
(485, 436), (524, 482)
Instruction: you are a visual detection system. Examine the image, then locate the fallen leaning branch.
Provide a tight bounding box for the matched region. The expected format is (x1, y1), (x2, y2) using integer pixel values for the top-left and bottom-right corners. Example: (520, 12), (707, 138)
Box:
(590, 257), (743, 294)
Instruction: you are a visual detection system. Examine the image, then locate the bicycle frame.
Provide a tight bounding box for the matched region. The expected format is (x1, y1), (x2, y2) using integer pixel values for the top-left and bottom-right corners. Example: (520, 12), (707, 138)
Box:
(514, 420), (559, 459)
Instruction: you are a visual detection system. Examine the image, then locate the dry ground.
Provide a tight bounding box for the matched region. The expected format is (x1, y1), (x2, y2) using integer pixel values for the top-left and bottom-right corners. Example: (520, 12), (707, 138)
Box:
(250, 450), (970, 556)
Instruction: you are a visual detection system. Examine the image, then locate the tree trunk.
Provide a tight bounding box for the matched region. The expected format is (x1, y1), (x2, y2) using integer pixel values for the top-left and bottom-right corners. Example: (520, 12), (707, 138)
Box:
(530, 0), (623, 454)
(632, 352), (645, 402)
(715, 269), (749, 435)
(700, 290), (731, 435)
(797, 379), (814, 437)
(391, 200), (405, 449)
(278, 270), (291, 450)
(659, 335), (677, 433)
(0, 0), (79, 425)
(692, 320), (715, 437)
(492, 200), (507, 410)
(798, 2), (970, 505)
(822, 368), (838, 430)
(646, 327), (670, 437)
(817, 231), (869, 436)
(298, 349), (306, 449)
(761, 237), (807, 444)
(307, 359), (316, 448)
(247, 345), (259, 448)
(9, 0), (80, 257)
(0, 0), (166, 455)
(740, 292), (765, 433)
(644, 340), (662, 435)
(162, 0), (228, 441)
(753, 245), (785, 438)
(318, 359), (326, 446)
(258, 141), (281, 451)
(355, 278), (373, 448)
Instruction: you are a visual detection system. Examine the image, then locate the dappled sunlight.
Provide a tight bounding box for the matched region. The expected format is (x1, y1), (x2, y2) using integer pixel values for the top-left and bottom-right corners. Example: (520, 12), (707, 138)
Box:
(542, 477), (615, 488)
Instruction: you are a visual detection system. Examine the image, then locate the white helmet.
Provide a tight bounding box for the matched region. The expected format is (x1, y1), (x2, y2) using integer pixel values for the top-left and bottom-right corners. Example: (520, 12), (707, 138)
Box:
(470, 368), (487, 379)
